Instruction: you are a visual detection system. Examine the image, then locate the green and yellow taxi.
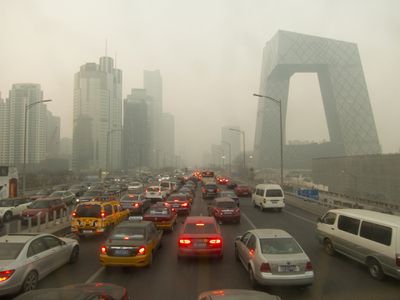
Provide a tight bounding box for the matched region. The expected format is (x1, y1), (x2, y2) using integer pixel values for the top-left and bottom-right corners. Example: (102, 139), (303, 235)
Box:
(100, 216), (163, 267)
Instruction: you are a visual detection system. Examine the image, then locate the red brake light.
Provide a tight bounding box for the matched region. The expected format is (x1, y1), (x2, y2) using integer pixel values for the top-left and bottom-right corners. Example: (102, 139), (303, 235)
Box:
(100, 246), (107, 254)
(138, 246), (146, 255)
(196, 223), (205, 226)
(101, 212), (106, 218)
(306, 261), (313, 271)
(260, 263), (271, 273)
(72, 211), (76, 218)
(0, 270), (15, 282)
(179, 239), (191, 245)
(208, 238), (222, 245)
(133, 203), (140, 207)
(181, 202), (188, 207)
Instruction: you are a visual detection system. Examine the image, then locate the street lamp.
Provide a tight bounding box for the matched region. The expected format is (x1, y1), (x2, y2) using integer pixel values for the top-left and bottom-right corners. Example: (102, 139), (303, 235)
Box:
(229, 128), (246, 174)
(253, 93), (283, 187)
(23, 99), (52, 195)
(221, 141), (232, 175)
(107, 128), (122, 172)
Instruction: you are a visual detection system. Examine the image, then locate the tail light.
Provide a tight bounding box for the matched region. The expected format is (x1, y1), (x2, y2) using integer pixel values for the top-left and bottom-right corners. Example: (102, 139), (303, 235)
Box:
(0, 270), (15, 282)
(306, 261), (313, 271)
(202, 188), (206, 193)
(396, 254), (400, 267)
(260, 263), (271, 273)
(208, 238), (222, 245)
(100, 212), (106, 218)
(100, 245), (107, 254)
(234, 208), (240, 214)
(133, 203), (140, 208)
(181, 202), (188, 207)
(72, 211), (76, 218)
(137, 246), (146, 255)
(179, 239), (191, 246)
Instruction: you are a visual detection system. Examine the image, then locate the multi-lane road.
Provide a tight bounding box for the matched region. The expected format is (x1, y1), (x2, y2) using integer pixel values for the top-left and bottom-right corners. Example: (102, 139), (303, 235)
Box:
(5, 188), (400, 300)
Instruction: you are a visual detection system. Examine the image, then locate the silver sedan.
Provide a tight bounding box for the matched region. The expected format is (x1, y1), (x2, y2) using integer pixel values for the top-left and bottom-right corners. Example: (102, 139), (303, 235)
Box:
(0, 233), (79, 296)
(234, 229), (314, 287)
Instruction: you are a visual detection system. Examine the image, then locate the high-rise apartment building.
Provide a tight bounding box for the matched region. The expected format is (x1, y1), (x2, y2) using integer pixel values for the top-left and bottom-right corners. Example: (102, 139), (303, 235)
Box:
(0, 94), (8, 165)
(123, 89), (151, 170)
(72, 57), (122, 171)
(161, 112), (175, 168)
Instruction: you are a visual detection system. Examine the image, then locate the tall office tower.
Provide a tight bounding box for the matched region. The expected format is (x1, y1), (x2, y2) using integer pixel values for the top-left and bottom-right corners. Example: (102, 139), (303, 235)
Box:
(72, 57), (123, 171)
(46, 110), (60, 158)
(161, 112), (175, 168)
(221, 126), (241, 163)
(123, 89), (151, 170)
(211, 144), (224, 168)
(4, 84), (47, 168)
(143, 70), (162, 169)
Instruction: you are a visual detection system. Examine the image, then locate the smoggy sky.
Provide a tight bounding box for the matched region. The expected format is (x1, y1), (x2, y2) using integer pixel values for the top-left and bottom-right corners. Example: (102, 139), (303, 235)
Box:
(1, 0), (399, 166)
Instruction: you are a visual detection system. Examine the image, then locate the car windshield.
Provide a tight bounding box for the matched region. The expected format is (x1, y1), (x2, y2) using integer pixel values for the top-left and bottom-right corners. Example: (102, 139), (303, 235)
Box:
(111, 227), (145, 240)
(265, 189), (283, 197)
(29, 201), (50, 209)
(0, 243), (25, 259)
(0, 199), (14, 207)
(184, 223), (216, 234)
(76, 204), (101, 218)
(260, 238), (303, 255)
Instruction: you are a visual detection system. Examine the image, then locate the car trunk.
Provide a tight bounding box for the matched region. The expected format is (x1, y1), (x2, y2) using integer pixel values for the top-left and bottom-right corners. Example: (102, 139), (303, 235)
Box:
(262, 253), (308, 275)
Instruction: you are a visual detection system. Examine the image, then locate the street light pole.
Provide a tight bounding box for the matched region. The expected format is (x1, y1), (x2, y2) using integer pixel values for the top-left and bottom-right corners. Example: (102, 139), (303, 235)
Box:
(22, 99), (52, 195)
(253, 93), (283, 187)
(229, 128), (246, 173)
(222, 141), (232, 175)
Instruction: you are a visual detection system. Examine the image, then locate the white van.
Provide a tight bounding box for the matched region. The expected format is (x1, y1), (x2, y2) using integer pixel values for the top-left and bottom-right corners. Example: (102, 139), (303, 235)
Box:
(316, 209), (400, 280)
(252, 184), (285, 212)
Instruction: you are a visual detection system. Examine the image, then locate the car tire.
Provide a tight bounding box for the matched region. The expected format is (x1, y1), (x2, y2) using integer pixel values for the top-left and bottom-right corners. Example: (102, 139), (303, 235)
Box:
(323, 239), (335, 256)
(249, 267), (258, 288)
(22, 271), (39, 293)
(259, 204), (264, 212)
(3, 211), (12, 222)
(69, 246), (79, 264)
(367, 258), (385, 280)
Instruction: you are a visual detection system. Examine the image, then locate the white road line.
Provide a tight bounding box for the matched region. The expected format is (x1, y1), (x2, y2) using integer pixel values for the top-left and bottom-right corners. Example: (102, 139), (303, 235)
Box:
(85, 266), (104, 284)
(241, 212), (257, 229)
(284, 209), (316, 225)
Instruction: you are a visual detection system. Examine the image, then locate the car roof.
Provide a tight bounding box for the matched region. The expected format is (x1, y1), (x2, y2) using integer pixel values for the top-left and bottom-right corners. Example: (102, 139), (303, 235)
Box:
(249, 229), (292, 239)
(255, 184), (282, 189)
(0, 233), (48, 243)
(327, 209), (400, 227)
(185, 216), (215, 224)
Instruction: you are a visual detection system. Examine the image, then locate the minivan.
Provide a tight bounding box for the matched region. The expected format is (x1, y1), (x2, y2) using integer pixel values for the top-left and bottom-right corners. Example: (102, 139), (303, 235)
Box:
(316, 209), (400, 280)
(252, 184), (285, 212)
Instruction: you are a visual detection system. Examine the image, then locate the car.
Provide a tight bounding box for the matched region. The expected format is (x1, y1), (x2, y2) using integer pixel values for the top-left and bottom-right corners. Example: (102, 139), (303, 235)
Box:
(21, 199), (66, 224)
(178, 216), (223, 259)
(159, 181), (174, 195)
(127, 182), (144, 193)
(217, 176), (230, 185)
(71, 201), (128, 237)
(145, 185), (167, 203)
(198, 289), (281, 300)
(166, 193), (191, 215)
(120, 193), (151, 215)
(252, 184), (284, 212)
(99, 216), (163, 267)
(227, 182), (237, 190)
(234, 185), (252, 197)
(29, 189), (52, 201)
(0, 198), (32, 222)
(13, 282), (129, 300)
(217, 191), (240, 207)
(75, 190), (104, 204)
(143, 204), (177, 231)
(178, 188), (194, 204)
(208, 198), (240, 224)
(235, 229), (314, 287)
(202, 183), (219, 199)
(68, 184), (87, 197)
(0, 233), (79, 296)
(49, 190), (76, 206)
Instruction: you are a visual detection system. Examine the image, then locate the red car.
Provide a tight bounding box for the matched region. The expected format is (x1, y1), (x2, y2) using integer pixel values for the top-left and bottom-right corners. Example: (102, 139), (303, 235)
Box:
(217, 177), (229, 185)
(177, 216), (223, 259)
(234, 185), (252, 197)
(21, 198), (66, 224)
(166, 193), (191, 215)
(208, 198), (240, 224)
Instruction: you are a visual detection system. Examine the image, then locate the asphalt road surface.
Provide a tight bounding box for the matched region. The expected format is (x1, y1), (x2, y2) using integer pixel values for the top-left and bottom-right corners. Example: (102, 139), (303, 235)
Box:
(4, 187), (400, 300)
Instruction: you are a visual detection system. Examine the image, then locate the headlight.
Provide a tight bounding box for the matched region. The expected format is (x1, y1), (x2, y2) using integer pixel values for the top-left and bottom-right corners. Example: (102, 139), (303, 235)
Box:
(76, 199), (80, 202)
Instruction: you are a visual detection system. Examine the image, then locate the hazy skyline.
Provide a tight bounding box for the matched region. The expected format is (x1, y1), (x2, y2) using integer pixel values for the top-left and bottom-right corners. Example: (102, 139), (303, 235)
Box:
(1, 0), (399, 165)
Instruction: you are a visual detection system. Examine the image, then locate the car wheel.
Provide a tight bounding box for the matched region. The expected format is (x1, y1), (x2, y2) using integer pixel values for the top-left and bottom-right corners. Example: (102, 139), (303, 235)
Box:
(69, 246), (79, 264)
(323, 239), (335, 256)
(367, 258), (385, 280)
(259, 204), (264, 212)
(22, 271), (39, 293)
(3, 211), (12, 222)
(249, 267), (258, 288)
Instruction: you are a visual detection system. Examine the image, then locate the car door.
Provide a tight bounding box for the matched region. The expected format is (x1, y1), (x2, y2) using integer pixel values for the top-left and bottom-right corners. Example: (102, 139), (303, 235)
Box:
(237, 232), (252, 267)
(15, 198), (32, 215)
(317, 212), (337, 241)
(26, 237), (52, 278)
(41, 235), (70, 268)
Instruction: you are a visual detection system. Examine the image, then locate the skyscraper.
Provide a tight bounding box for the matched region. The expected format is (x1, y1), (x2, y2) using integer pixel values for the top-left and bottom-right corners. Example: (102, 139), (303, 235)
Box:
(72, 57), (122, 171)
(161, 112), (175, 168)
(46, 110), (60, 158)
(123, 89), (151, 170)
(143, 70), (162, 168)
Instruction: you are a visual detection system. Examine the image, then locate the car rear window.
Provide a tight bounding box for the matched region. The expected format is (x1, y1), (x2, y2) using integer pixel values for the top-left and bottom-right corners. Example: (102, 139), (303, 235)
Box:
(260, 237), (303, 254)
(216, 201), (236, 208)
(160, 182), (170, 188)
(111, 227), (145, 240)
(168, 195), (186, 201)
(76, 204), (101, 218)
(184, 223), (217, 234)
(265, 189), (283, 197)
(205, 184), (217, 189)
(0, 242), (25, 259)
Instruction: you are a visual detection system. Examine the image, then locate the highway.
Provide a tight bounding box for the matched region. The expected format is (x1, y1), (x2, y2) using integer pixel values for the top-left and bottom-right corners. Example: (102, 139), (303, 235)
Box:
(7, 188), (399, 300)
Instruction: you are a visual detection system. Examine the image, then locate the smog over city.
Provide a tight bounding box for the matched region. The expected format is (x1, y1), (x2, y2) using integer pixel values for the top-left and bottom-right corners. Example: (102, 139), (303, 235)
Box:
(1, 0), (399, 166)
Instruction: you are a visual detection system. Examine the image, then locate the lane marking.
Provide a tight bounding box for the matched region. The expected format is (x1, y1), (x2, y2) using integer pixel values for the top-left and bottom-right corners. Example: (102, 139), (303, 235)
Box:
(284, 209), (315, 225)
(241, 212), (257, 229)
(85, 266), (104, 284)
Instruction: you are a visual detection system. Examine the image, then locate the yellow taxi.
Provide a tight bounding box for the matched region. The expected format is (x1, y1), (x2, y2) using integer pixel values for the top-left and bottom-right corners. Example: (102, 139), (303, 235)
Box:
(100, 216), (163, 267)
(71, 200), (128, 237)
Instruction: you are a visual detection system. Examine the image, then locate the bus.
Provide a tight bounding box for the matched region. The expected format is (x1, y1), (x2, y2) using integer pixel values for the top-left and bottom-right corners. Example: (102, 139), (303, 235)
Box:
(0, 166), (18, 199)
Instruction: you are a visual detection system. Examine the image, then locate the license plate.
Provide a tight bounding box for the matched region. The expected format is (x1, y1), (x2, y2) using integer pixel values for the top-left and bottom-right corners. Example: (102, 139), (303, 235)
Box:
(82, 230), (93, 233)
(271, 200), (278, 203)
(222, 210), (233, 214)
(172, 204), (179, 208)
(193, 242), (206, 248)
(114, 249), (130, 256)
(278, 265), (297, 272)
